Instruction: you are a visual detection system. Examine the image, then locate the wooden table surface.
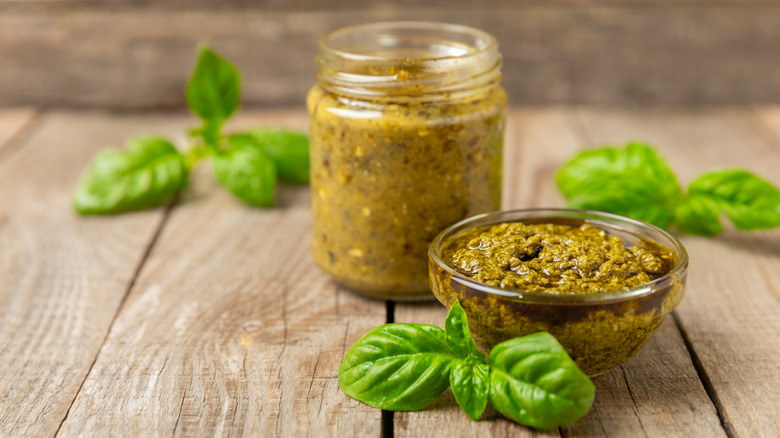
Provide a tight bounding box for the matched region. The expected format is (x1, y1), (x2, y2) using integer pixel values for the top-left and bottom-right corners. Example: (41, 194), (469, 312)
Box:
(1, 107), (778, 437)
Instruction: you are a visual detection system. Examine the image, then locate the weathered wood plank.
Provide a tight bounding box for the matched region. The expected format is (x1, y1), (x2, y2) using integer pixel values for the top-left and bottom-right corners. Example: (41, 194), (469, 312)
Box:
(3, 6), (780, 109)
(4, 1), (776, 9)
(578, 107), (780, 435)
(500, 108), (583, 210)
(568, 319), (726, 437)
(0, 107), (36, 155)
(57, 111), (386, 437)
(0, 111), (173, 436)
(753, 105), (780, 145)
(395, 108), (725, 436)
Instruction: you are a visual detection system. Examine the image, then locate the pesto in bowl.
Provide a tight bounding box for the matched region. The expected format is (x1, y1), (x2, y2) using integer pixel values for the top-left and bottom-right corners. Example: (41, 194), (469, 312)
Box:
(428, 208), (689, 376)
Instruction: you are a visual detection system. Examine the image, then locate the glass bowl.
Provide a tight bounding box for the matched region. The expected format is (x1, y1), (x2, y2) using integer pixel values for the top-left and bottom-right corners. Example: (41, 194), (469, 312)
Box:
(428, 209), (688, 376)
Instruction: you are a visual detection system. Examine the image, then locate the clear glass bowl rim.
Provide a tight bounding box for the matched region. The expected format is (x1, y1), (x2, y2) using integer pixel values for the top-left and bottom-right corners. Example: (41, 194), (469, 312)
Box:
(429, 208), (689, 305)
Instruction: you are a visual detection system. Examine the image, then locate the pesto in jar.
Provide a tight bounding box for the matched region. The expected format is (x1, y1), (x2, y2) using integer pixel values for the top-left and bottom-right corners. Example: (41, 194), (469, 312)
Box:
(309, 23), (507, 299)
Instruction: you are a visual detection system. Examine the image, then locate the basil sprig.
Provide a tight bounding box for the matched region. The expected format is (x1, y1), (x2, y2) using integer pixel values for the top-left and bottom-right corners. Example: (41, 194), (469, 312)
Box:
(556, 142), (780, 235)
(74, 45), (309, 215)
(338, 301), (595, 429)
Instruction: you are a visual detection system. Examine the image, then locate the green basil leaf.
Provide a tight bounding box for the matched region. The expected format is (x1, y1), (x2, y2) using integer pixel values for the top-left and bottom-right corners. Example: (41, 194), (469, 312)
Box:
(444, 300), (485, 361)
(556, 142), (682, 229)
(675, 195), (723, 236)
(451, 360), (489, 421)
(186, 45), (241, 123)
(212, 145), (277, 207)
(74, 136), (187, 214)
(338, 323), (456, 411)
(488, 332), (595, 430)
(230, 129), (310, 184)
(686, 169), (780, 231)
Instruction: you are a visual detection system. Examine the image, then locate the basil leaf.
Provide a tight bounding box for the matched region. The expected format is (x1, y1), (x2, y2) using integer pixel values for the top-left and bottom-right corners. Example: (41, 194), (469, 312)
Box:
(338, 323), (456, 411)
(186, 45), (241, 123)
(230, 130), (310, 184)
(74, 136), (187, 214)
(212, 145), (277, 207)
(556, 142), (682, 229)
(488, 332), (595, 430)
(685, 169), (780, 231)
(445, 301), (489, 420)
(444, 300), (485, 361)
(675, 195), (723, 236)
(451, 360), (489, 421)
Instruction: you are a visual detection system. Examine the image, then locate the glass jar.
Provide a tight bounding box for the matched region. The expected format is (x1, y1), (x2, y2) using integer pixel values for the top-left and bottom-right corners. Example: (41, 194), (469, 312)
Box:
(308, 22), (507, 300)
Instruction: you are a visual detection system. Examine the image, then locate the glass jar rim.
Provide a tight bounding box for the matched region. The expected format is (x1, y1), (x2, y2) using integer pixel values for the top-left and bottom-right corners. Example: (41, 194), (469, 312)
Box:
(319, 21), (498, 62)
(429, 208), (690, 305)
(315, 21), (503, 102)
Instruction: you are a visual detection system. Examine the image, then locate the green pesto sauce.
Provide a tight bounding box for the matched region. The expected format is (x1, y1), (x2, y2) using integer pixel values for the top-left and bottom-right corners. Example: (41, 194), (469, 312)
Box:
(443, 222), (675, 294)
(308, 85), (506, 297)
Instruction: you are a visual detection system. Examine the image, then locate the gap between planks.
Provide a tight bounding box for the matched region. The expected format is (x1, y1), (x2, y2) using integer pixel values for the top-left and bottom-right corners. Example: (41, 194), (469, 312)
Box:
(671, 312), (736, 438)
(572, 107), (730, 438)
(53, 204), (176, 437)
(53, 109), (385, 437)
(0, 110), (183, 437)
(576, 106), (780, 436)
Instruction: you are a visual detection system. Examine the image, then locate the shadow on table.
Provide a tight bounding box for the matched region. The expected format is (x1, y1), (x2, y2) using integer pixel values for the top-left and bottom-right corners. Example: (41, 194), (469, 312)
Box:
(714, 230), (780, 259)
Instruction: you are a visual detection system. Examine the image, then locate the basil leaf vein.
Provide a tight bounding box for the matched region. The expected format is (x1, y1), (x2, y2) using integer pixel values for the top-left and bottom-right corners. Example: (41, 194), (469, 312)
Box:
(683, 168), (780, 232)
(74, 136), (187, 214)
(338, 323), (457, 411)
(444, 300), (485, 361)
(212, 145), (277, 207)
(488, 332), (595, 430)
(556, 142), (682, 229)
(230, 130), (310, 184)
(451, 360), (489, 421)
(186, 45), (241, 124)
(675, 195), (723, 236)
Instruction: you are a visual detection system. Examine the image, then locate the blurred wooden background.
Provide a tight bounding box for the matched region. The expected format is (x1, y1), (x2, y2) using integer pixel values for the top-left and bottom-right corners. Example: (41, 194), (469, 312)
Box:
(2, 0), (780, 109)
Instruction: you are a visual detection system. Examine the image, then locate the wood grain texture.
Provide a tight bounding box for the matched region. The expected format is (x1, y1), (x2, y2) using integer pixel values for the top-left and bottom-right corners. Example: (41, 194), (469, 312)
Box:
(568, 319), (726, 437)
(0, 111), (173, 436)
(5, 1), (777, 9)
(0, 108), (36, 154)
(3, 5), (780, 108)
(3, 106), (778, 437)
(577, 107), (780, 435)
(57, 111), (386, 437)
(394, 109), (725, 436)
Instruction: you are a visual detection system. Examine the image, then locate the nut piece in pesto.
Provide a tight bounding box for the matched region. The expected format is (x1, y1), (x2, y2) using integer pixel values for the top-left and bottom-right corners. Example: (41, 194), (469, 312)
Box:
(309, 22), (506, 299)
(429, 209), (689, 376)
